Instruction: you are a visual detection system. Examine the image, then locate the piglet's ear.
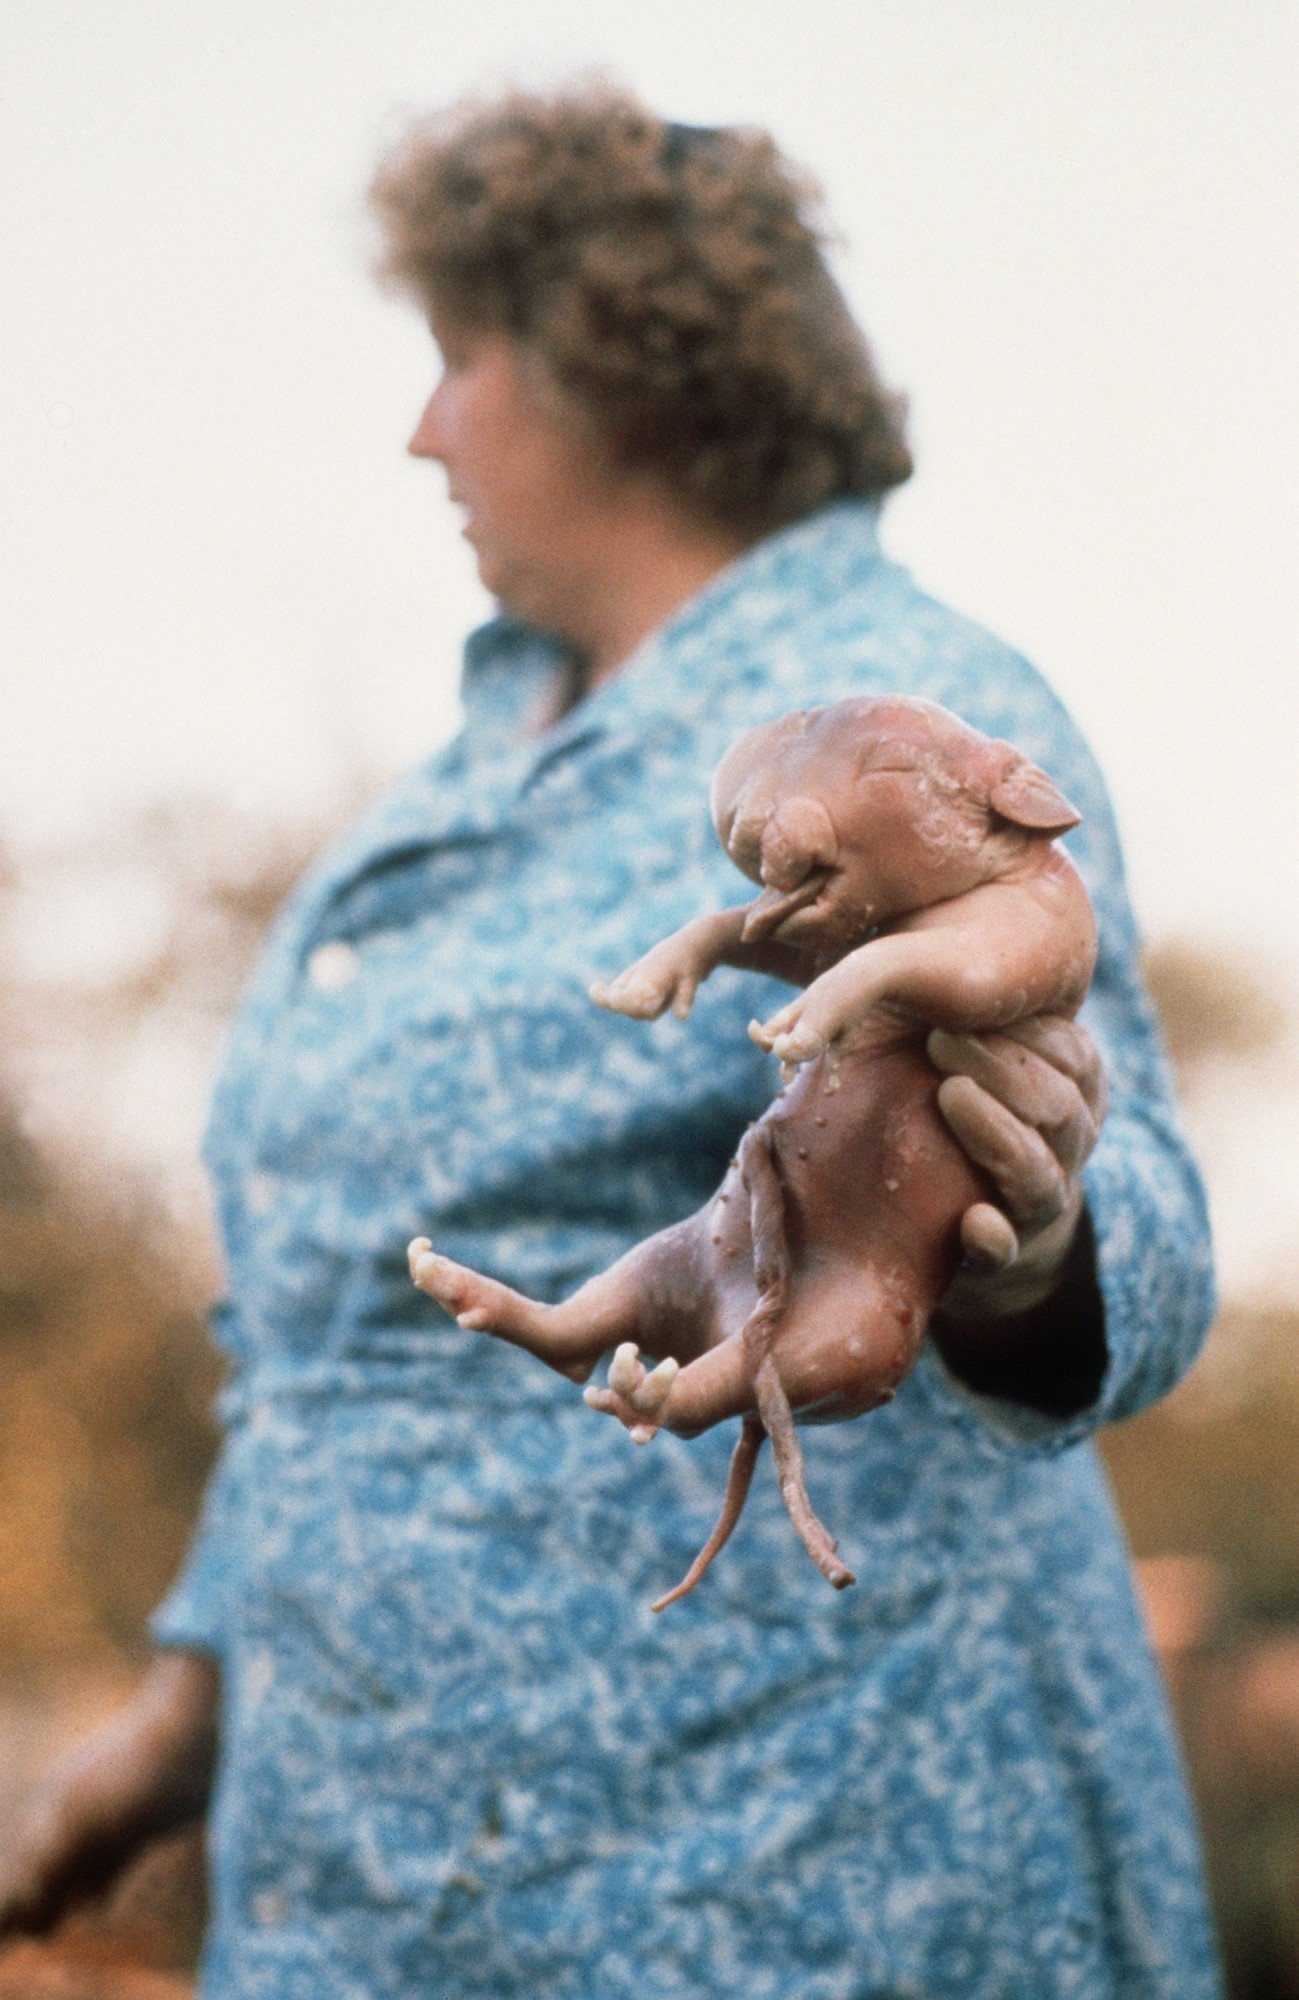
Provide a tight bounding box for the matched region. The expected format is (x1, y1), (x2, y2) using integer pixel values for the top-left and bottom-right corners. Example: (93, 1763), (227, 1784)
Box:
(989, 757), (1081, 834)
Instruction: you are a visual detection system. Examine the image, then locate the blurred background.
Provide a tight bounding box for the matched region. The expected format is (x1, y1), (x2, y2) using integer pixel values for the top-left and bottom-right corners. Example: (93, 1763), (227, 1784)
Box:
(2, 2), (1297, 1993)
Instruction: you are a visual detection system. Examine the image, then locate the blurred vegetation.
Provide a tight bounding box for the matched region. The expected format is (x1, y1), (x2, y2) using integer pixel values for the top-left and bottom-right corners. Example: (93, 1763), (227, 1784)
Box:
(0, 1119), (220, 1679)
(1104, 1301), (1299, 1612)
(1106, 943), (1298, 1607)
(0, 798), (340, 1695)
(1145, 936), (1289, 1073)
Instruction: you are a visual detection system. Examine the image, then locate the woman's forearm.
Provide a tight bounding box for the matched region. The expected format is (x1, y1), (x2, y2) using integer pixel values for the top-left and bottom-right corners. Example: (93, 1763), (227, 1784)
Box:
(0, 1649), (220, 1938)
(133, 1650), (222, 1816)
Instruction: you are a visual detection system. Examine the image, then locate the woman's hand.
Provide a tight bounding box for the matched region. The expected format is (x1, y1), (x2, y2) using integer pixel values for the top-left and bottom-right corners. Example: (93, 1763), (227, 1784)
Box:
(0, 1650), (219, 1940)
(928, 1015), (1107, 1323)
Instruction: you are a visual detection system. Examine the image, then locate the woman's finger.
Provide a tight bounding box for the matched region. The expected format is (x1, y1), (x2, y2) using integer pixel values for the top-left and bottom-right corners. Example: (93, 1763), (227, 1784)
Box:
(958, 1202), (1020, 1272)
(927, 1028), (1099, 1177)
(936, 1074), (1070, 1228)
(1000, 1015), (1108, 1126)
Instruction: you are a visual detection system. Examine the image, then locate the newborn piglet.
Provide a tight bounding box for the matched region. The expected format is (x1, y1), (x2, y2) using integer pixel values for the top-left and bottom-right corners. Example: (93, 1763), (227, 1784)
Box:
(410, 696), (1096, 1608)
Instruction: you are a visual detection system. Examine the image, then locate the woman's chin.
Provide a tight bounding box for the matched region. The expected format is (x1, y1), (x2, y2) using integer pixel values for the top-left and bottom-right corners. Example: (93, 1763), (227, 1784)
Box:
(474, 558), (547, 626)
(468, 543), (507, 598)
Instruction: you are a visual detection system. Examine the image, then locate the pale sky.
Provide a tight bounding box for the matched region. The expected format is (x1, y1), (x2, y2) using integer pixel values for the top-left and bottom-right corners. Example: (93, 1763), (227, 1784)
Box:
(4, 0), (1298, 974)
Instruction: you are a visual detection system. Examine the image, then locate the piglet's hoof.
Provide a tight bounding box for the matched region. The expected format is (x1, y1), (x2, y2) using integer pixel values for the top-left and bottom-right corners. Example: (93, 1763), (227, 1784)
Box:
(583, 1344), (679, 1442)
(407, 1240), (503, 1330)
(589, 976), (661, 1019)
(589, 966), (697, 1022)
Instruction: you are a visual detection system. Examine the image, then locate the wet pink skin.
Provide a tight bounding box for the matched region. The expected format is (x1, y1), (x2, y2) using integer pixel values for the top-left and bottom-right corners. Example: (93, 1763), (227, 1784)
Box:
(410, 696), (1097, 1606)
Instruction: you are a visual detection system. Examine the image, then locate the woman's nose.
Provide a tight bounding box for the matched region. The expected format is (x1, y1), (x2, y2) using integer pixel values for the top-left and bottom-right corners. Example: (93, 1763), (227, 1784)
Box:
(407, 389), (446, 461)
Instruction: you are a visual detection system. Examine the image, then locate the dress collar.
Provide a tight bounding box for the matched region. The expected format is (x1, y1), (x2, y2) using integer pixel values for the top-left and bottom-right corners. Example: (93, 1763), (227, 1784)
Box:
(458, 497), (886, 756)
(296, 501), (888, 926)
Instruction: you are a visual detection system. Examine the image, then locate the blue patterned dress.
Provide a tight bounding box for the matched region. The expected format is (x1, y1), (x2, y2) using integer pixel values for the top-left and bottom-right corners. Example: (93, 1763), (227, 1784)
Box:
(155, 501), (1221, 1998)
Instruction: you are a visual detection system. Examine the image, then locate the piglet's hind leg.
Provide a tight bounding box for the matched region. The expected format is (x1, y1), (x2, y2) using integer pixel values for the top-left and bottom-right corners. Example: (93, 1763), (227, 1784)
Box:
(408, 1241), (641, 1383)
(651, 1415), (765, 1613)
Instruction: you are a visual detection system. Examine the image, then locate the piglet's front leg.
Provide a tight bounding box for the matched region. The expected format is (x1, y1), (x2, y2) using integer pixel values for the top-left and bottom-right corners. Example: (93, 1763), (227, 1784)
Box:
(589, 906), (751, 1021)
(751, 928), (999, 1066)
(750, 949), (885, 1066)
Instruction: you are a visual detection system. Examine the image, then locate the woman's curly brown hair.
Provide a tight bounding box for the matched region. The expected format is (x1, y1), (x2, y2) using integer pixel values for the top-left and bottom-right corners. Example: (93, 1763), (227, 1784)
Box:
(369, 80), (912, 538)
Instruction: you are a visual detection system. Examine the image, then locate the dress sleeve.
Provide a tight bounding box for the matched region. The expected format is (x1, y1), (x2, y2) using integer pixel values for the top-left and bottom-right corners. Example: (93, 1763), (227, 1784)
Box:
(1072, 892), (1218, 1431)
(149, 1306), (249, 1660)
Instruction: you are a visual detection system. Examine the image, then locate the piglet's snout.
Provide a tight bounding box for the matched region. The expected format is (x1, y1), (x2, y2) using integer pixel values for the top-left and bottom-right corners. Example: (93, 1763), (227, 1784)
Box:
(741, 797), (839, 943)
(760, 796), (838, 889)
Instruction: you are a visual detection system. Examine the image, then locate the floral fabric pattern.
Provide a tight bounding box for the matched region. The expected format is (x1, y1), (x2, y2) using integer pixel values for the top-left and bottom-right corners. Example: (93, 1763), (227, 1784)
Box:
(155, 501), (1221, 1998)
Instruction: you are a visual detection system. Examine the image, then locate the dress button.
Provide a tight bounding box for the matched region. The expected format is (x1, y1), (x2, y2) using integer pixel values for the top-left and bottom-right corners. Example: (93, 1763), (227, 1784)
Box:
(306, 940), (359, 991)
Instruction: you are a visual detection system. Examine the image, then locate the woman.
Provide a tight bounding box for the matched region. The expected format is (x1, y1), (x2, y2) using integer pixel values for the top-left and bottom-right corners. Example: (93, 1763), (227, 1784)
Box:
(0, 84), (1219, 1998)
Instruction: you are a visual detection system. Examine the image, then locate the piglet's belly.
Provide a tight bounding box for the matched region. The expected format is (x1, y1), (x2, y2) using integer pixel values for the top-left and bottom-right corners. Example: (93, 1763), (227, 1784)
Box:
(768, 1040), (988, 1291)
(657, 1039), (988, 1418)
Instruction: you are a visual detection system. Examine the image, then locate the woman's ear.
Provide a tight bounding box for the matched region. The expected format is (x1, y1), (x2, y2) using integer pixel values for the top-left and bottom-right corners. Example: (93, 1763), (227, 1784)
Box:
(988, 755), (1081, 833)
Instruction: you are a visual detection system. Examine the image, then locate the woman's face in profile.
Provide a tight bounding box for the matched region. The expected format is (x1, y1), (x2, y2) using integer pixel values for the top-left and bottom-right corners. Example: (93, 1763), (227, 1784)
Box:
(408, 317), (618, 625)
